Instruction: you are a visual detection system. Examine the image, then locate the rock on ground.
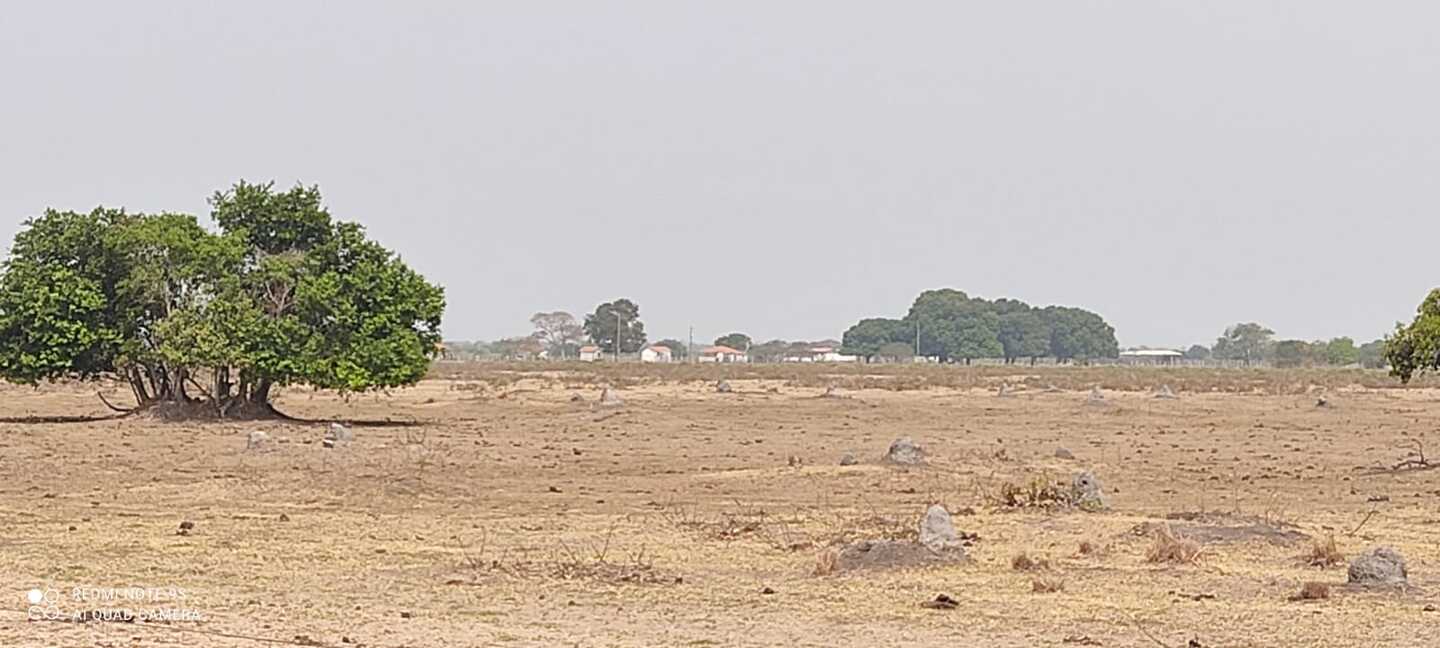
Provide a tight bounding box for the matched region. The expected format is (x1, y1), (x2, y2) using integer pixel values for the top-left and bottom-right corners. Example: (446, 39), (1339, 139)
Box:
(716, 380), (732, 394)
(1155, 384), (1178, 399)
(1071, 470), (1107, 510)
(1087, 387), (1105, 403)
(599, 387), (624, 407)
(324, 423), (353, 448)
(884, 438), (925, 465)
(839, 453), (859, 466)
(1055, 447), (1075, 460)
(918, 504), (965, 554)
(1348, 547), (1408, 587)
(246, 430), (270, 451)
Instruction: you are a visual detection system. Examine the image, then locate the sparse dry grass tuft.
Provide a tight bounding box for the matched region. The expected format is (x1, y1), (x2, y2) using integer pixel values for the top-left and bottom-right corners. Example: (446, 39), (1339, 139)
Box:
(1306, 535), (1344, 568)
(1146, 526), (1203, 564)
(1031, 575), (1066, 593)
(813, 548), (838, 576)
(1077, 539), (1104, 557)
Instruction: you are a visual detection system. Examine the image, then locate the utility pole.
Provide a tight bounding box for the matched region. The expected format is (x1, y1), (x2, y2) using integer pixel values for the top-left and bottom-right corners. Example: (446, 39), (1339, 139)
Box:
(615, 312), (623, 361)
(688, 326), (694, 364)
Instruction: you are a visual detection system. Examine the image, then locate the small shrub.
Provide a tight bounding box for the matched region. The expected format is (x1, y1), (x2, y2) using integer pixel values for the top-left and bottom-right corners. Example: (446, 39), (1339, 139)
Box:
(1292, 581), (1331, 600)
(1031, 575), (1065, 593)
(1011, 552), (1050, 572)
(997, 477), (1070, 508)
(1077, 540), (1102, 556)
(1146, 526), (1203, 564)
(1306, 535), (1343, 568)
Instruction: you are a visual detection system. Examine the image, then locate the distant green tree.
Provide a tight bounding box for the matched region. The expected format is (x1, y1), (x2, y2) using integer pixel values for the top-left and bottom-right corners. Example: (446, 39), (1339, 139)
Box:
(582, 299), (646, 354)
(841, 318), (911, 360)
(739, 339), (783, 362)
(1184, 344), (1211, 360)
(713, 332), (752, 351)
(906, 289), (1002, 364)
(1323, 337), (1359, 366)
(1358, 339), (1387, 369)
(1272, 340), (1314, 368)
(654, 338), (690, 360)
(1041, 306), (1119, 363)
(1212, 323), (1274, 366)
(1385, 289), (1440, 383)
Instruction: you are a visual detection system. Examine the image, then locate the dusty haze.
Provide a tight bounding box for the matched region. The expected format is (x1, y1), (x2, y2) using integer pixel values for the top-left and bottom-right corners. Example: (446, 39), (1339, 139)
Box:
(2, 2), (1435, 346)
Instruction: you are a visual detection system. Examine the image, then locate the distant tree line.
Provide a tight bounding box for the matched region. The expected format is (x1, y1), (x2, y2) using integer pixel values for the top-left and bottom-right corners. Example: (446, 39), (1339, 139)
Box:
(1184, 322), (1386, 368)
(839, 289), (1119, 364)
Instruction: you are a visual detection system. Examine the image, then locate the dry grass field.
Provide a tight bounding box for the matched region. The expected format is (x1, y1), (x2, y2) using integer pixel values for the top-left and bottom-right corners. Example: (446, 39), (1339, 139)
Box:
(3, 363), (1439, 647)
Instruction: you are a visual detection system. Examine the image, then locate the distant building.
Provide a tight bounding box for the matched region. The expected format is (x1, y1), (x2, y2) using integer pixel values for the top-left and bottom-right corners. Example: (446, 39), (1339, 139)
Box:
(640, 345), (673, 363)
(783, 346), (859, 363)
(1119, 349), (1183, 365)
(698, 345), (748, 363)
(579, 345), (604, 362)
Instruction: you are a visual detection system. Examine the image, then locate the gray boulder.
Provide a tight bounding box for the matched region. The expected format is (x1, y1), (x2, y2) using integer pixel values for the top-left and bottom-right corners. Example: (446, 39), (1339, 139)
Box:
(599, 387), (624, 407)
(884, 438), (925, 465)
(839, 453), (859, 466)
(246, 430), (271, 451)
(918, 504), (965, 554)
(1055, 447), (1075, 460)
(1070, 470), (1107, 510)
(1348, 547), (1408, 587)
(323, 422), (354, 449)
(1155, 384), (1178, 399)
(1087, 386), (1105, 403)
(716, 380), (733, 394)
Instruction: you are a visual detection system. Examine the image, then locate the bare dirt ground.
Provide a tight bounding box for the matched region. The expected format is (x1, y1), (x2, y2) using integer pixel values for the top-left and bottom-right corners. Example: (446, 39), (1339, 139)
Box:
(2, 364), (1439, 647)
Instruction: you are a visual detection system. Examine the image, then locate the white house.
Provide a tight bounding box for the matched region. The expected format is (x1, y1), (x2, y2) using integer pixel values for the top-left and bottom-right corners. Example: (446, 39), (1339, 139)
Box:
(783, 346), (859, 363)
(640, 344), (673, 363)
(698, 345), (748, 363)
(579, 345), (604, 362)
(808, 346), (859, 363)
(1119, 348), (1183, 365)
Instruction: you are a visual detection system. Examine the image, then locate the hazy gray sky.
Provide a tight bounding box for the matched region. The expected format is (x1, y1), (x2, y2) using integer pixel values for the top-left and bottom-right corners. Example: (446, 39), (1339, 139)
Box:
(4, 2), (1437, 348)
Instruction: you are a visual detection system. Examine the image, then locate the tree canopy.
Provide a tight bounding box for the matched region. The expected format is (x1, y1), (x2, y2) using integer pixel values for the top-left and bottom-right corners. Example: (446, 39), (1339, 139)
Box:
(839, 289), (1118, 364)
(530, 311), (583, 359)
(653, 338), (689, 360)
(713, 332), (752, 351)
(0, 182), (445, 416)
(1385, 289), (1440, 383)
(583, 299), (646, 354)
(1212, 323), (1274, 365)
(840, 318), (912, 359)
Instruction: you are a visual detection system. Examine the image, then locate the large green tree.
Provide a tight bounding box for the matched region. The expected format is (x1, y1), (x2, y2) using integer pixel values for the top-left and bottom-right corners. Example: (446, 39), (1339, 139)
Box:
(1385, 289), (1440, 383)
(997, 308), (1050, 364)
(0, 182), (445, 416)
(583, 298), (646, 354)
(840, 318), (911, 360)
(1041, 306), (1118, 363)
(906, 289), (1003, 363)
